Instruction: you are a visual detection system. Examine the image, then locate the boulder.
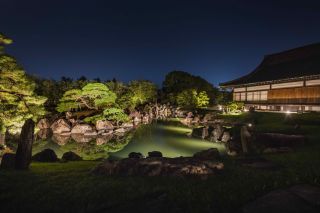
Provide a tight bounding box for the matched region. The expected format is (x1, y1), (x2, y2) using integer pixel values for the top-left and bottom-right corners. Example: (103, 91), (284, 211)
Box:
(211, 124), (224, 141)
(122, 122), (134, 129)
(192, 116), (201, 124)
(202, 113), (215, 123)
(193, 148), (220, 160)
(0, 153), (16, 169)
(71, 134), (94, 143)
(243, 184), (320, 213)
(37, 118), (51, 129)
(50, 119), (71, 134)
(32, 149), (59, 162)
(65, 111), (73, 119)
(61, 151), (82, 161)
(101, 130), (113, 136)
(148, 151), (163, 158)
(96, 135), (113, 145)
(128, 152), (144, 159)
(15, 119), (35, 170)
(221, 131), (231, 143)
(192, 127), (209, 139)
(52, 134), (70, 145)
(71, 124), (93, 134)
(84, 131), (98, 136)
(241, 125), (253, 153)
(96, 120), (114, 131)
(36, 129), (52, 140)
(114, 128), (126, 134)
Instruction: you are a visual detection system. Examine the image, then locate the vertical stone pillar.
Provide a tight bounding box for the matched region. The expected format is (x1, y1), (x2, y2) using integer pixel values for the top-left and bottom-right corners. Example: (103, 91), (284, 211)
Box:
(241, 125), (251, 154)
(15, 119), (35, 170)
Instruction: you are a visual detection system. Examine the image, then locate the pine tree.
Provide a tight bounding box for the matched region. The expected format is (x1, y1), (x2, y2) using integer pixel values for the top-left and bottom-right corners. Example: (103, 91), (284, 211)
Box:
(0, 33), (47, 144)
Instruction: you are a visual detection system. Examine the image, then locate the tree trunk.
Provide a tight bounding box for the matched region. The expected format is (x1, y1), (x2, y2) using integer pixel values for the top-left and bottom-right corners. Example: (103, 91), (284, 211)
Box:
(0, 132), (5, 145)
(15, 119), (35, 170)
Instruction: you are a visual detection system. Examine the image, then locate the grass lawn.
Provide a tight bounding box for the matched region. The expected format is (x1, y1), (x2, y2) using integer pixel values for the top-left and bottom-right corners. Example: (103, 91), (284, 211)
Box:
(0, 112), (320, 213)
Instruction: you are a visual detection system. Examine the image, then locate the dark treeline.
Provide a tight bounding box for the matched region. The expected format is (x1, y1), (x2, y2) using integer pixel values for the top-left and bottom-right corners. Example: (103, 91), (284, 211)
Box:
(31, 71), (231, 113)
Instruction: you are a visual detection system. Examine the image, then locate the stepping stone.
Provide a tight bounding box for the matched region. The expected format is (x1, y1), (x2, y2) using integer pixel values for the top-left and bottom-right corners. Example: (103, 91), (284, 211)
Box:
(243, 184), (320, 213)
(237, 157), (282, 170)
(288, 184), (320, 207)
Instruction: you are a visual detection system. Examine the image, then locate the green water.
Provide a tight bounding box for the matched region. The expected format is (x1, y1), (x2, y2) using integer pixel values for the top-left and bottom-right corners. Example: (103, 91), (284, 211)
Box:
(33, 120), (225, 160)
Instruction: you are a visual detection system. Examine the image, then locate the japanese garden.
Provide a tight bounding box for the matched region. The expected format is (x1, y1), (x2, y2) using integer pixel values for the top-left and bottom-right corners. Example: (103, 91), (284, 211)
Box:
(1, 1), (320, 212)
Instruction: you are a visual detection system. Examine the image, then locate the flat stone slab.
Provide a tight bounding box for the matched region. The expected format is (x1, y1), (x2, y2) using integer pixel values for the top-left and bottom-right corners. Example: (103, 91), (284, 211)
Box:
(243, 184), (320, 213)
(237, 157), (282, 170)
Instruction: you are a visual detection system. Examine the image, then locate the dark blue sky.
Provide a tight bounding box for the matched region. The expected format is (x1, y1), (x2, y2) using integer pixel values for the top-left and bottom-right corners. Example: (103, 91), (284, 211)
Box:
(2, 0), (320, 86)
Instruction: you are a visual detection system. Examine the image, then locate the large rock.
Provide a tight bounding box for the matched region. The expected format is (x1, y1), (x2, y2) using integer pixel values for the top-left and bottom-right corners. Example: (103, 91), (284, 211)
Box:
(50, 119), (71, 134)
(37, 118), (51, 129)
(0, 153), (16, 169)
(128, 152), (144, 159)
(211, 124), (224, 141)
(71, 124), (93, 134)
(32, 149), (59, 162)
(61, 151), (82, 161)
(122, 122), (134, 129)
(71, 134), (95, 143)
(193, 148), (220, 160)
(96, 120), (114, 131)
(243, 184), (320, 213)
(52, 133), (70, 145)
(148, 151), (163, 158)
(202, 113), (215, 123)
(96, 135), (113, 145)
(36, 129), (52, 140)
(15, 119), (35, 170)
(114, 128), (126, 134)
(221, 131), (231, 143)
(93, 156), (224, 177)
(241, 125), (252, 153)
(192, 127), (209, 139)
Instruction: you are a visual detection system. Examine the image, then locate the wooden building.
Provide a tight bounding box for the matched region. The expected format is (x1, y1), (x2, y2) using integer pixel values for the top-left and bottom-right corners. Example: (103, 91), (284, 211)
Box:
(219, 43), (320, 112)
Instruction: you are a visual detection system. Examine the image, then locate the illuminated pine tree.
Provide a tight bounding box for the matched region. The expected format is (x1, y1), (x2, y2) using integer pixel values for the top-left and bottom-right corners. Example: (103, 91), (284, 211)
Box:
(57, 83), (128, 123)
(0, 33), (47, 144)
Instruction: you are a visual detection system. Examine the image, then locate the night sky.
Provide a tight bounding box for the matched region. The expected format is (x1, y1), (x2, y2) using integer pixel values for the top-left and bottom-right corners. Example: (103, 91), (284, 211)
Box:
(2, 0), (320, 86)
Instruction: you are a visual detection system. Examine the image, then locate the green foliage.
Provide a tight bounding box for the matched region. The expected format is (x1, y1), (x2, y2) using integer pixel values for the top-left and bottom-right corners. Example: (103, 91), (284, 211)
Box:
(57, 83), (116, 112)
(196, 91), (210, 107)
(106, 80), (157, 111)
(57, 83), (127, 123)
(128, 80), (157, 106)
(215, 89), (232, 105)
(162, 71), (217, 104)
(0, 34), (47, 134)
(103, 108), (129, 123)
(176, 89), (209, 109)
(225, 101), (244, 113)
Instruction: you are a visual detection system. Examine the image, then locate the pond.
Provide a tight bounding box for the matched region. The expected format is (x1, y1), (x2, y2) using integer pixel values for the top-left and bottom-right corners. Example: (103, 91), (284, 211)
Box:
(33, 120), (226, 160)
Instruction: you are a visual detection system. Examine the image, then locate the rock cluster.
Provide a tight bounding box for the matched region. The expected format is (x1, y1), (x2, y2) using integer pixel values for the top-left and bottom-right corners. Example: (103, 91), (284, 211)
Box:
(36, 104), (183, 144)
(92, 149), (223, 178)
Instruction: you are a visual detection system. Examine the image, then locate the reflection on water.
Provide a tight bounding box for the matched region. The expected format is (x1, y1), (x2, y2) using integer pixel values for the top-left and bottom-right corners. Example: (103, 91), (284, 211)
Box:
(33, 120), (225, 160)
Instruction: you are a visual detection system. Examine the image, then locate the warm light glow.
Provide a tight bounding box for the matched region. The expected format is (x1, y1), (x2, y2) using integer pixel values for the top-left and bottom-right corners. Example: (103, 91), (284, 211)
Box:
(218, 105), (222, 110)
(247, 123), (252, 127)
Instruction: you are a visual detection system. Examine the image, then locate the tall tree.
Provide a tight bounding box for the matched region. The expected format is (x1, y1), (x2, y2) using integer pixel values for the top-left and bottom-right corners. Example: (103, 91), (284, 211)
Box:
(0, 33), (47, 144)
(128, 80), (157, 106)
(162, 71), (218, 104)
